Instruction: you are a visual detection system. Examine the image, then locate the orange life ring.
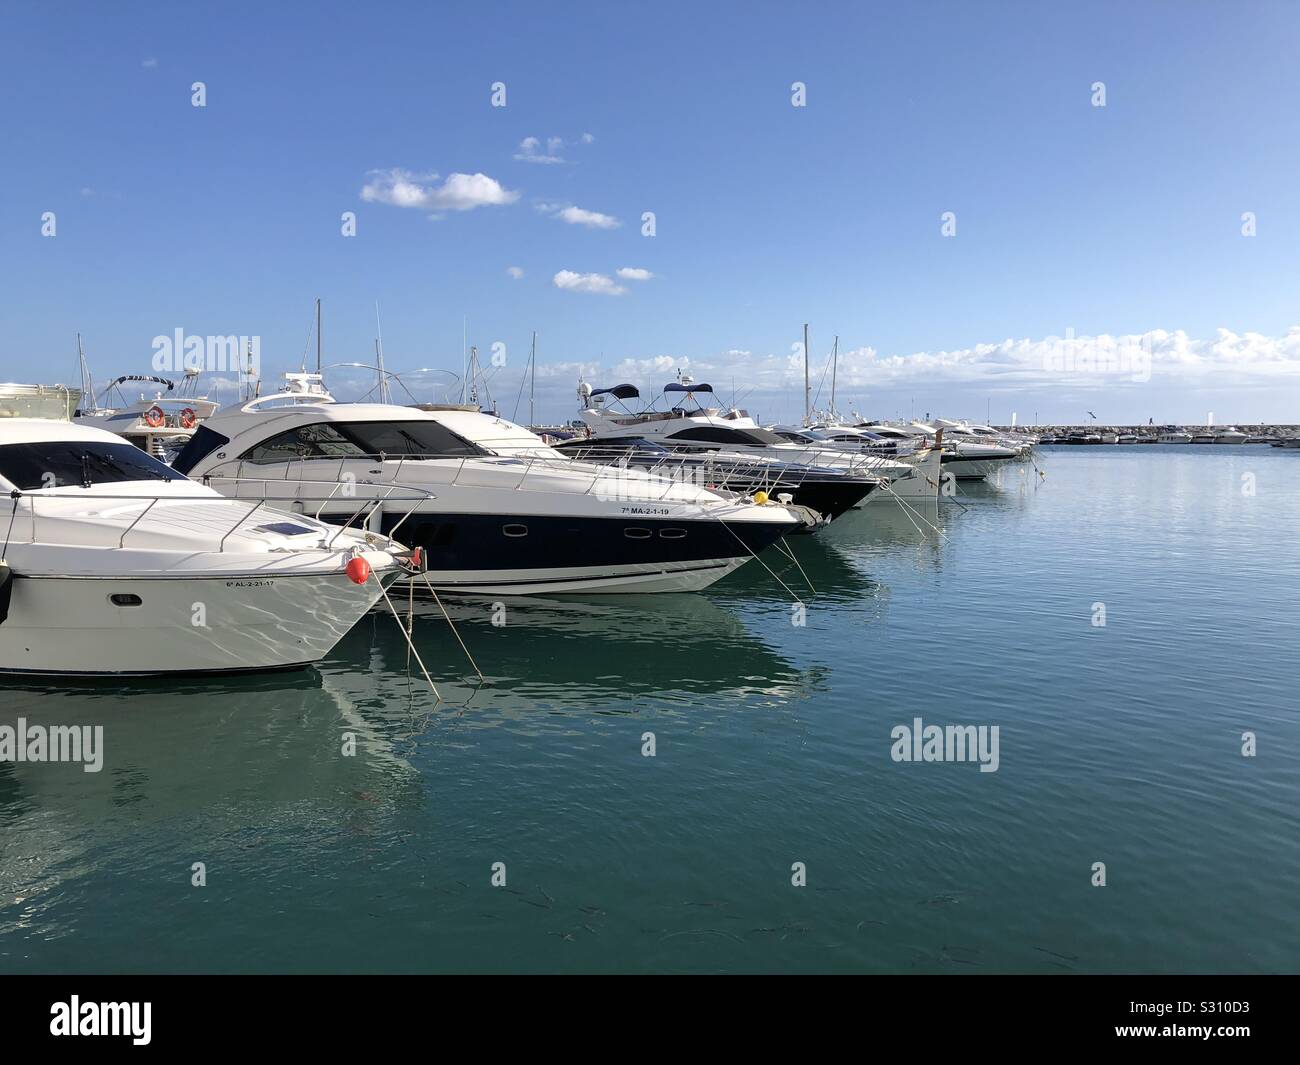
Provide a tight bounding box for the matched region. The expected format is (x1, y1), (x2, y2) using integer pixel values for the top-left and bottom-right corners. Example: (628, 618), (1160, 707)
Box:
(179, 407), (197, 429)
(144, 405), (165, 428)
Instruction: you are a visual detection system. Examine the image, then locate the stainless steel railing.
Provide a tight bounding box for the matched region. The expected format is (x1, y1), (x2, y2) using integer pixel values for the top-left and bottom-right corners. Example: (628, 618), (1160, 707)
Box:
(4, 477), (438, 554)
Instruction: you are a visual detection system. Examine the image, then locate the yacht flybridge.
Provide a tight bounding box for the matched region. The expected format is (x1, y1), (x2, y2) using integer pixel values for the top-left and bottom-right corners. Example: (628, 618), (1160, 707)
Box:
(174, 374), (802, 595)
(75, 371), (219, 461)
(0, 419), (412, 675)
(576, 380), (932, 500)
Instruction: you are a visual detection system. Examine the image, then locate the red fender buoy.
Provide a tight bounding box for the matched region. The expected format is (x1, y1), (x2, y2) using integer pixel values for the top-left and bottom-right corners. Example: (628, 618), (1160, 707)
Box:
(345, 557), (371, 585)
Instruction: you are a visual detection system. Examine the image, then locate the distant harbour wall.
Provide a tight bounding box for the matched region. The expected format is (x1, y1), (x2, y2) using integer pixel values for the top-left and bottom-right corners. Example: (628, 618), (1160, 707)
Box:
(998, 423), (1300, 444)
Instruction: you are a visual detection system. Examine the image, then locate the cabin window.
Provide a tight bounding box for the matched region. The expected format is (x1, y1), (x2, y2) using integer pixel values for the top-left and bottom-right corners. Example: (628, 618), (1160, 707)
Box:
(239, 420), (487, 464)
(659, 528), (687, 539)
(0, 442), (181, 489)
(240, 423), (366, 464)
(624, 527), (652, 539)
(109, 594), (143, 607)
(666, 426), (786, 446)
(502, 524), (528, 537)
(342, 421), (486, 458)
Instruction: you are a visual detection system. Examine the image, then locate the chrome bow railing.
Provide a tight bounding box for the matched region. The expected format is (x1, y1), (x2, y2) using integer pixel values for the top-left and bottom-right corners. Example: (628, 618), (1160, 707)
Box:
(3, 477), (439, 554)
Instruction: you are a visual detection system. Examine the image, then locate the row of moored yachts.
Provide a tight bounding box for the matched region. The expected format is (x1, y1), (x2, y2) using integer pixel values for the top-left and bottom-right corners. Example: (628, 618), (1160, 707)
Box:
(0, 374), (1034, 676)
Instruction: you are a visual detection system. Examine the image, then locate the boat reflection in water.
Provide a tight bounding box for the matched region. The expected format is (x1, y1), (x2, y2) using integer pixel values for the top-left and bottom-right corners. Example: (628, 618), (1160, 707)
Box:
(337, 587), (816, 712)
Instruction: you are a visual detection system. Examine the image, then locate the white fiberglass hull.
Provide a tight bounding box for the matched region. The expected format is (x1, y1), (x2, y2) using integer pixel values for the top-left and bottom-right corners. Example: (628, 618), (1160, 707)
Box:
(862, 449), (942, 503)
(0, 562), (399, 675)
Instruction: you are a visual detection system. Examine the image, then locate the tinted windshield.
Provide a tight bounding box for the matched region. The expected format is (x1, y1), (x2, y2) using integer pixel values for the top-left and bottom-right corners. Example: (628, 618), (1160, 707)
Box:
(667, 426), (786, 447)
(0, 441), (183, 489)
(240, 420), (486, 464)
(172, 425), (230, 474)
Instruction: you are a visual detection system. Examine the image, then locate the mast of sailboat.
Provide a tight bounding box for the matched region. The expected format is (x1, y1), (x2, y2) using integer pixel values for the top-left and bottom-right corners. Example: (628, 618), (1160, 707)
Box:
(374, 302), (389, 403)
(830, 335), (838, 421)
(803, 323), (811, 427)
(76, 332), (96, 411)
(529, 330), (536, 427)
(461, 317), (468, 404)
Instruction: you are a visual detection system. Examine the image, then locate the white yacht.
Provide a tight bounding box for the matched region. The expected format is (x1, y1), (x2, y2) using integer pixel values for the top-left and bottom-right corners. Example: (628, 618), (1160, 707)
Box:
(857, 422), (1018, 483)
(1157, 431), (1192, 443)
(578, 381), (921, 495)
(0, 419), (412, 675)
(1213, 427), (1249, 444)
(173, 374), (802, 595)
(765, 424), (942, 502)
(933, 417), (1036, 457)
(75, 371), (219, 460)
(0, 382), (81, 421)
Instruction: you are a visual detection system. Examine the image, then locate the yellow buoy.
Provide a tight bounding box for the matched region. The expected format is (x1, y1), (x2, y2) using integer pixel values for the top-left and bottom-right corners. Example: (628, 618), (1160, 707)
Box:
(753, 491), (769, 505)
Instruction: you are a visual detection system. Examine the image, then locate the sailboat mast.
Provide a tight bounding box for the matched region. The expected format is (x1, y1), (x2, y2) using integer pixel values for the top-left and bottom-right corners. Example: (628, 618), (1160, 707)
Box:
(529, 330), (536, 427)
(76, 332), (95, 409)
(374, 302), (388, 403)
(803, 323), (811, 427)
(830, 335), (838, 420)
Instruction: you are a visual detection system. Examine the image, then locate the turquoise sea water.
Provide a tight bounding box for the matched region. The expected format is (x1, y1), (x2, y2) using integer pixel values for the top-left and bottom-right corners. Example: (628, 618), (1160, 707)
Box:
(2, 446), (1298, 973)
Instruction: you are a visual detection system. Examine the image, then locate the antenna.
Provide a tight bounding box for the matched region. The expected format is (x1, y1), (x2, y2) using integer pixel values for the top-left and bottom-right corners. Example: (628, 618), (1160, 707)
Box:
(316, 297), (322, 374)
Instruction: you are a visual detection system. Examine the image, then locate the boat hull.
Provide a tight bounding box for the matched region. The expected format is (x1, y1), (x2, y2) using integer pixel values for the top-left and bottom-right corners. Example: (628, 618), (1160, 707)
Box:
(940, 454), (1013, 481)
(0, 568), (397, 675)
(864, 448), (942, 502)
(354, 511), (792, 595)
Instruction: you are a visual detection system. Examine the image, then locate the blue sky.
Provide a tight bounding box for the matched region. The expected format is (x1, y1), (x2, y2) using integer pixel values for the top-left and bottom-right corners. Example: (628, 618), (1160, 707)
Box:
(3, 1), (1300, 424)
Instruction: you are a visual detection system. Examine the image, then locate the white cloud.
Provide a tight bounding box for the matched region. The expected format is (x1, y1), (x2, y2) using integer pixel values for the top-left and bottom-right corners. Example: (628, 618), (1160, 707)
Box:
(514, 137), (564, 165)
(537, 202), (621, 229)
(79, 187), (95, 198)
(589, 328), (1300, 421)
(141, 57), (158, 69)
(506, 266), (524, 279)
(616, 267), (653, 281)
(515, 134), (595, 164)
(553, 270), (626, 296)
(360, 169), (519, 212)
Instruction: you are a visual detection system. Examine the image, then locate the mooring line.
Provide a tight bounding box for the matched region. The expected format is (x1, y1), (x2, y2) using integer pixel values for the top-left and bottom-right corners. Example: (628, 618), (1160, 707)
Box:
(419, 570), (487, 683)
(375, 577), (441, 699)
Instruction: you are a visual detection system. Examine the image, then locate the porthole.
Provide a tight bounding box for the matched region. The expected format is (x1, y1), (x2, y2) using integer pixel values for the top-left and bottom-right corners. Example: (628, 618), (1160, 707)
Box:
(109, 594), (143, 607)
(503, 524), (528, 538)
(624, 527), (652, 540)
(659, 528), (687, 540)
